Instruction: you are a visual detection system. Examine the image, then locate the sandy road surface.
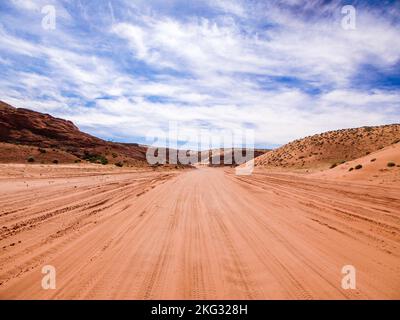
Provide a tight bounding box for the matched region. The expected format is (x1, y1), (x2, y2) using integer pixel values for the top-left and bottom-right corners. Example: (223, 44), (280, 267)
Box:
(0, 166), (399, 299)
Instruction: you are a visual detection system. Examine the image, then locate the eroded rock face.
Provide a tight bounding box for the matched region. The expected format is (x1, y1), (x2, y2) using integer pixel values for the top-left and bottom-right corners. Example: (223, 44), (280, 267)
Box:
(0, 101), (103, 148)
(0, 100), (148, 164)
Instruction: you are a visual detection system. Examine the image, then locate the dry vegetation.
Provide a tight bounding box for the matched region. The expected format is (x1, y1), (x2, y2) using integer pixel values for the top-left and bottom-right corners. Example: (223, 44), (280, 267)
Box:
(254, 124), (400, 171)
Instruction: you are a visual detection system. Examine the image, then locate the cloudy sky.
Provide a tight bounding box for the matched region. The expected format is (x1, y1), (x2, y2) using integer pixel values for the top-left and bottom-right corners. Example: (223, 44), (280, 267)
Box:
(0, 0), (399, 148)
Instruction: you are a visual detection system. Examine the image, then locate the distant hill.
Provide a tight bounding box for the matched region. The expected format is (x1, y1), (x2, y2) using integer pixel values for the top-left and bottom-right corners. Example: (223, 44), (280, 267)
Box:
(0, 101), (270, 166)
(0, 100), (147, 165)
(253, 124), (400, 170)
(203, 148), (270, 166)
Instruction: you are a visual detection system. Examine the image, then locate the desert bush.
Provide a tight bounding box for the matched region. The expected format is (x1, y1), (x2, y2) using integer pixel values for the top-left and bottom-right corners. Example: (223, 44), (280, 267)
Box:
(366, 151), (370, 155)
(355, 164), (362, 170)
(348, 167), (354, 171)
(330, 163), (337, 169)
(387, 162), (396, 167)
(38, 148), (46, 154)
(115, 162), (123, 167)
(83, 151), (108, 165)
(27, 156), (35, 163)
(112, 153), (118, 158)
(370, 158), (376, 162)
(74, 159), (81, 163)
(53, 159), (59, 164)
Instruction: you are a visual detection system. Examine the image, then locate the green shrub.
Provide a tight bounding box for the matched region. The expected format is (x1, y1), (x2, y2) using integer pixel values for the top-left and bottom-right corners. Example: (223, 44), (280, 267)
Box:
(387, 162), (396, 167)
(355, 164), (362, 170)
(27, 156), (35, 163)
(83, 151), (108, 165)
(363, 126), (373, 132)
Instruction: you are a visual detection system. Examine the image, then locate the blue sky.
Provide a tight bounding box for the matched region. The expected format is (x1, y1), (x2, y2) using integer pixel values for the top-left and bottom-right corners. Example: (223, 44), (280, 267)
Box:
(0, 0), (399, 148)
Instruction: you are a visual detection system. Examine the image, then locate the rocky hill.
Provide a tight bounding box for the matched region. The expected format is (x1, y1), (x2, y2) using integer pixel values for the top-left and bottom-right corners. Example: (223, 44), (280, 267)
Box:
(254, 124), (400, 170)
(0, 101), (147, 165)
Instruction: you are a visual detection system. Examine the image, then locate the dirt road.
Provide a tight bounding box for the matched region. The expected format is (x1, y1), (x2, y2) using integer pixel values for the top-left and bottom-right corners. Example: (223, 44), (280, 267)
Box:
(0, 166), (399, 299)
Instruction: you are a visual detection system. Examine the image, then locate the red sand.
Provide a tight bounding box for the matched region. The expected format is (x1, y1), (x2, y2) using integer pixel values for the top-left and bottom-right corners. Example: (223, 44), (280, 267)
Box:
(0, 164), (399, 299)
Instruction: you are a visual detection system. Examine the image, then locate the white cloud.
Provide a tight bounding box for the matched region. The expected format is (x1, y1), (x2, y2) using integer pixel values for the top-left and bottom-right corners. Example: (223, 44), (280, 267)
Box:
(0, 0), (399, 147)
(10, 0), (41, 11)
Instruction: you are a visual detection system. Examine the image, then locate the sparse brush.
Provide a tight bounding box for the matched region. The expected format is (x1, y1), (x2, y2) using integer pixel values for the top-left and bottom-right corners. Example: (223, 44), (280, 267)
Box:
(83, 152), (108, 165)
(348, 167), (354, 171)
(53, 159), (59, 164)
(115, 162), (123, 167)
(387, 162), (396, 167)
(355, 164), (362, 170)
(330, 163), (337, 169)
(370, 158), (376, 162)
(27, 156), (35, 163)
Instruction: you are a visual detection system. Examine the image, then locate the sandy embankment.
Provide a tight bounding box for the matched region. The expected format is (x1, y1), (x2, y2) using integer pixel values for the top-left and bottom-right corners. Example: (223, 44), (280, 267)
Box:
(0, 164), (399, 299)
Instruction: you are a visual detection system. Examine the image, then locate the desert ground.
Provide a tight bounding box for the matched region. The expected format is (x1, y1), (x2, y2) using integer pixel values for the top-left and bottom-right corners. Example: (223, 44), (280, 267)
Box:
(0, 163), (399, 299)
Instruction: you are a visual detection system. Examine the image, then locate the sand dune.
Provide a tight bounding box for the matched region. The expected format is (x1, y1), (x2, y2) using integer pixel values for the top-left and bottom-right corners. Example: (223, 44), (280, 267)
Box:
(314, 142), (400, 185)
(0, 164), (399, 299)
